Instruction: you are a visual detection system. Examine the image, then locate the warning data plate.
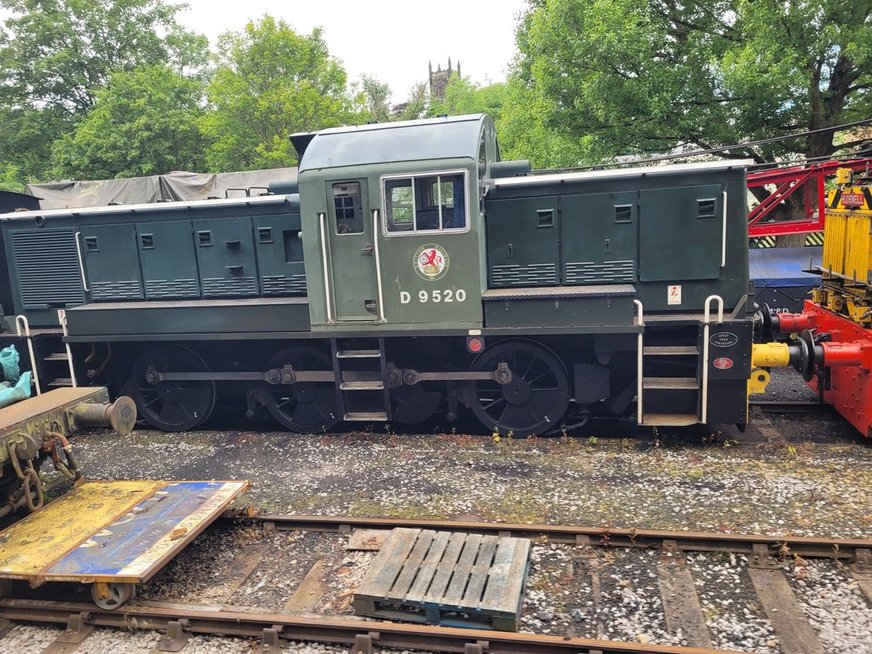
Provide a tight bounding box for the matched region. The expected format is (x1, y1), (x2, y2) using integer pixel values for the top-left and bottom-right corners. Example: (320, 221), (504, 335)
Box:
(0, 480), (248, 584)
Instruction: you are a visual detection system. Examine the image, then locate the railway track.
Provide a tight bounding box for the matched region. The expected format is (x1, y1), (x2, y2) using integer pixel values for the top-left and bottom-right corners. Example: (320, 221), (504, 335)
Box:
(1, 514), (870, 654)
(748, 399), (830, 413)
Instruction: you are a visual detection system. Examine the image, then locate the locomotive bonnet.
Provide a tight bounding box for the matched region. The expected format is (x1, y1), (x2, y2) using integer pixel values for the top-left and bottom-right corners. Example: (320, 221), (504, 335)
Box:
(0, 114), (782, 436)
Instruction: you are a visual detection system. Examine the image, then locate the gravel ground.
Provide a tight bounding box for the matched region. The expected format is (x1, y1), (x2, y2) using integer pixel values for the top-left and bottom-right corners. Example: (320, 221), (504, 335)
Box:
(60, 424), (872, 539)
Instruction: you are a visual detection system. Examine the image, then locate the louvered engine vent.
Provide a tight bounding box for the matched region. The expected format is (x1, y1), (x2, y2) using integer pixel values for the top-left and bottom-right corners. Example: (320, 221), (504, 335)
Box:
(12, 230), (84, 309)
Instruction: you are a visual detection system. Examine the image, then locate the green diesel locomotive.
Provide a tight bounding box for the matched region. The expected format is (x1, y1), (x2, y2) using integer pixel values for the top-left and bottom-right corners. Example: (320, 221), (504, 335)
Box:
(0, 114), (756, 436)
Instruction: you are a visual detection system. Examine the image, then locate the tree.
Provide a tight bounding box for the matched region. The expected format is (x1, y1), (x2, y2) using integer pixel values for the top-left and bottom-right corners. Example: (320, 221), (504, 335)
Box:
(353, 75), (392, 123)
(51, 65), (206, 179)
(428, 75), (508, 122)
(200, 16), (352, 171)
(0, 0), (208, 181)
(503, 0), (872, 168)
(394, 82), (429, 121)
(0, 0), (207, 114)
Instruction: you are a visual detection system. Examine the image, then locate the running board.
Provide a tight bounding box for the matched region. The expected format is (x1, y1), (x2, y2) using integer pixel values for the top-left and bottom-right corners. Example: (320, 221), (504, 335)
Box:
(642, 413), (699, 426)
(344, 412), (388, 421)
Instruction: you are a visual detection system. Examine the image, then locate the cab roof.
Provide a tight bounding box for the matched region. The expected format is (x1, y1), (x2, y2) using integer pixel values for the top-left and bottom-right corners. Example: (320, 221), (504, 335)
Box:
(296, 114), (489, 173)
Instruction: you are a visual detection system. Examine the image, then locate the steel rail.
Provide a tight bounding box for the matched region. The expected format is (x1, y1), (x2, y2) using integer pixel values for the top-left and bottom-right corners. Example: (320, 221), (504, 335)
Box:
(749, 399), (829, 413)
(223, 513), (872, 561)
(0, 598), (742, 654)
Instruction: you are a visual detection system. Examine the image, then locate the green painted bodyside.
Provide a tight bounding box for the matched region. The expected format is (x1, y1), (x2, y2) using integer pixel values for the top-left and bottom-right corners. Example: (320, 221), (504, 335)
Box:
(485, 167), (749, 317)
(64, 297), (309, 339)
(0, 196), (304, 328)
(299, 115), (498, 334)
(483, 295), (635, 328)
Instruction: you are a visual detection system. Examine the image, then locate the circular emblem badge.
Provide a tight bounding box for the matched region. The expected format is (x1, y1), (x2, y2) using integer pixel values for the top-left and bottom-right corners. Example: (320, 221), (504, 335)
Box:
(413, 244), (449, 281)
(713, 357), (734, 370)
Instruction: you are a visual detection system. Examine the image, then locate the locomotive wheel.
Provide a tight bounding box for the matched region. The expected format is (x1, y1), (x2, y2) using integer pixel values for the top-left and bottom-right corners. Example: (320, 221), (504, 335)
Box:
(263, 347), (339, 433)
(129, 345), (216, 432)
(467, 340), (570, 438)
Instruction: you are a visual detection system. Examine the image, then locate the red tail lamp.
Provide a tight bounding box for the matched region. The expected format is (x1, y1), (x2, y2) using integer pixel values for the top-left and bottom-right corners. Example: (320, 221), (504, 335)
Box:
(466, 336), (485, 354)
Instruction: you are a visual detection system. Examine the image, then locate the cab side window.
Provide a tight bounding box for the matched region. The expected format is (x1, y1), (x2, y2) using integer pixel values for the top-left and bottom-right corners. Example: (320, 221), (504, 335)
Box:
(333, 182), (363, 234)
(384, 172), (467, 234)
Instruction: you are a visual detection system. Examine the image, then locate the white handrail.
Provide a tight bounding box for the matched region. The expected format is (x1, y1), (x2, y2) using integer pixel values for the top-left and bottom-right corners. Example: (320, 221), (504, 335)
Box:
(318, 213), (334, 323)
(634, 299), (644, 425)
(704, 295), (724, 324)
(700, 294), (724, 423)
(57, 309), (77, 387)
(74, 231), (89, 291)
(372, 210), (386, 322)
(14, 314), (41, 395)
(721, 191), (728, 267)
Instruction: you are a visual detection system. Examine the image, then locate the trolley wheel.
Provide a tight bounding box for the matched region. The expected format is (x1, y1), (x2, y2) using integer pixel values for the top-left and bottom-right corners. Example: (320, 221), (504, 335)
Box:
(91, 581), (136, 610)
(466, 340), (570, 438)
(263, 346), (339, 433)
(129, 345), (216, 432)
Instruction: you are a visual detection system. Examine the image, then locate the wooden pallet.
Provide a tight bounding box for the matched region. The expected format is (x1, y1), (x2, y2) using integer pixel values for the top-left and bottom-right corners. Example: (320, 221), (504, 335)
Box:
(353, 527), (531, 631)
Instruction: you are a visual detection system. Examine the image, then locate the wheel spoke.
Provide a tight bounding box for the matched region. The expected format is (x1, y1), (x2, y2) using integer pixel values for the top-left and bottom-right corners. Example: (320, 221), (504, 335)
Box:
(481, 395), (506, 412)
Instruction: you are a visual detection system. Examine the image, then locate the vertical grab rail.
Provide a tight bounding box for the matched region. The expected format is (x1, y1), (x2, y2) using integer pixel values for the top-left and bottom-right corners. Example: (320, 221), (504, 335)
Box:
(634, 299), (645, 425)
(701, 295), (724, 424)
(721, 191), (728, 267)
(318, 213), (334, 323)
(57, 309), (78, 387)
(14, 315), (41, 395)
(372, 210), (386, 322)
(74, 231), (89, 292)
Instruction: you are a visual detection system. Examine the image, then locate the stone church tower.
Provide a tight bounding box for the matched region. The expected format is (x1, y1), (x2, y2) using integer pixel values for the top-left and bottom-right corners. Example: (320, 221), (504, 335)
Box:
(428, 59), (461, 101)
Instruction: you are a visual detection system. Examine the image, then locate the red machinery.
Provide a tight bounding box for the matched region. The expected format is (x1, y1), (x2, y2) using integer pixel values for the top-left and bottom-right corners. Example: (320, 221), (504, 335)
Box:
(747, 157), (872, 237)
(759, 166), (872, 437)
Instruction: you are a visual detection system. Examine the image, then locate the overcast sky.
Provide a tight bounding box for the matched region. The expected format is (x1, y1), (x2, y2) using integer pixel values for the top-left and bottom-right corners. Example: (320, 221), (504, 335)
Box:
(178, 0), (529, 102)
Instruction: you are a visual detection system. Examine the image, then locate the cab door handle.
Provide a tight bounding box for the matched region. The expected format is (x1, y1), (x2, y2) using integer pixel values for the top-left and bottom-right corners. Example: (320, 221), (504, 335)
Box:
(360, 244), (374, 256)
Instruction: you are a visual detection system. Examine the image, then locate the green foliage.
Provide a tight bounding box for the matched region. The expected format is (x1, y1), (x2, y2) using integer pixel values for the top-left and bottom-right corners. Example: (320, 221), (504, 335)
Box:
(395, 82), (429, 121)
(504, 0), (872, 167)
(200, 16), (351, 171)
(0, 105), (71, 186)
(0, 0), (208, 113)
(0, 163), (25, 192)
(51, 65), (206, 179)
(0, 0), (208, 182)
(353, 75), (393, 123)
(428, 74), (508, 121)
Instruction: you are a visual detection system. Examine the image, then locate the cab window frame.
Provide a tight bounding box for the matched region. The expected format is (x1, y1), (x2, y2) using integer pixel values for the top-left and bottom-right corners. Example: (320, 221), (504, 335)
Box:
(331, 180), (365, 235)
(381, 169), (470, 237)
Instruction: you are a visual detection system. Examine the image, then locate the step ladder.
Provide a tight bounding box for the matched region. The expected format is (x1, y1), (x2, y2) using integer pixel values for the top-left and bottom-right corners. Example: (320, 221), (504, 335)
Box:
(635, 297), (723, 427)
(639, 342), (701, 426)
(332, 338), (392, 423)
(44, 310), (77, 389)
(14, 315), (77, 395)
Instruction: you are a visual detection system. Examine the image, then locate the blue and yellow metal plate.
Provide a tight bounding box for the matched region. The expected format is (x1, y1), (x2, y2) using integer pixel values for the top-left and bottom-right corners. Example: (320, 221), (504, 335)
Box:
(0, 480), (248, 585)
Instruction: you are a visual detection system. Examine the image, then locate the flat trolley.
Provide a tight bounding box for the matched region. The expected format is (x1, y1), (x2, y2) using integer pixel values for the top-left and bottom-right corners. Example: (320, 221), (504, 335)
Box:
(0, 479), (249, 608)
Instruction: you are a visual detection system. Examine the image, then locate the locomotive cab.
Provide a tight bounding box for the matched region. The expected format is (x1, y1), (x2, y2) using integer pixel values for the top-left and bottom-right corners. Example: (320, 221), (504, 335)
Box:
(295, 114), (498, 330)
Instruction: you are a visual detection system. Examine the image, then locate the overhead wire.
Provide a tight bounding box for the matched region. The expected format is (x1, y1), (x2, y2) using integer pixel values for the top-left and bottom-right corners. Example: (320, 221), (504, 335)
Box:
(541, 117), (872, 173)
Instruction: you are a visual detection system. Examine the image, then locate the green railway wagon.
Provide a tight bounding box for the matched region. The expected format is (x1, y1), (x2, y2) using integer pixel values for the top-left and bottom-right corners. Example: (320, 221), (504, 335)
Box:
(0, 114), (756, 436)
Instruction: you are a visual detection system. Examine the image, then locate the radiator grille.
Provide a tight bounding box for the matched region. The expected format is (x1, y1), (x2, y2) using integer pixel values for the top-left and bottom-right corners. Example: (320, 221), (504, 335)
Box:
(90, 280), (143, 301)
(145, 279), (200, 299)
(564, 260), (635, 284)
(12, 230), (84, 308)
(201, 277), (258, 297)
(490, 263), (558, 287)
(262, 274), (307, 295)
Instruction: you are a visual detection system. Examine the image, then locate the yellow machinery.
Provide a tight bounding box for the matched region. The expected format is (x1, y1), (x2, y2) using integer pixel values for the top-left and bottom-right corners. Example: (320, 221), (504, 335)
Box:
(815, 167), (872, 324)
